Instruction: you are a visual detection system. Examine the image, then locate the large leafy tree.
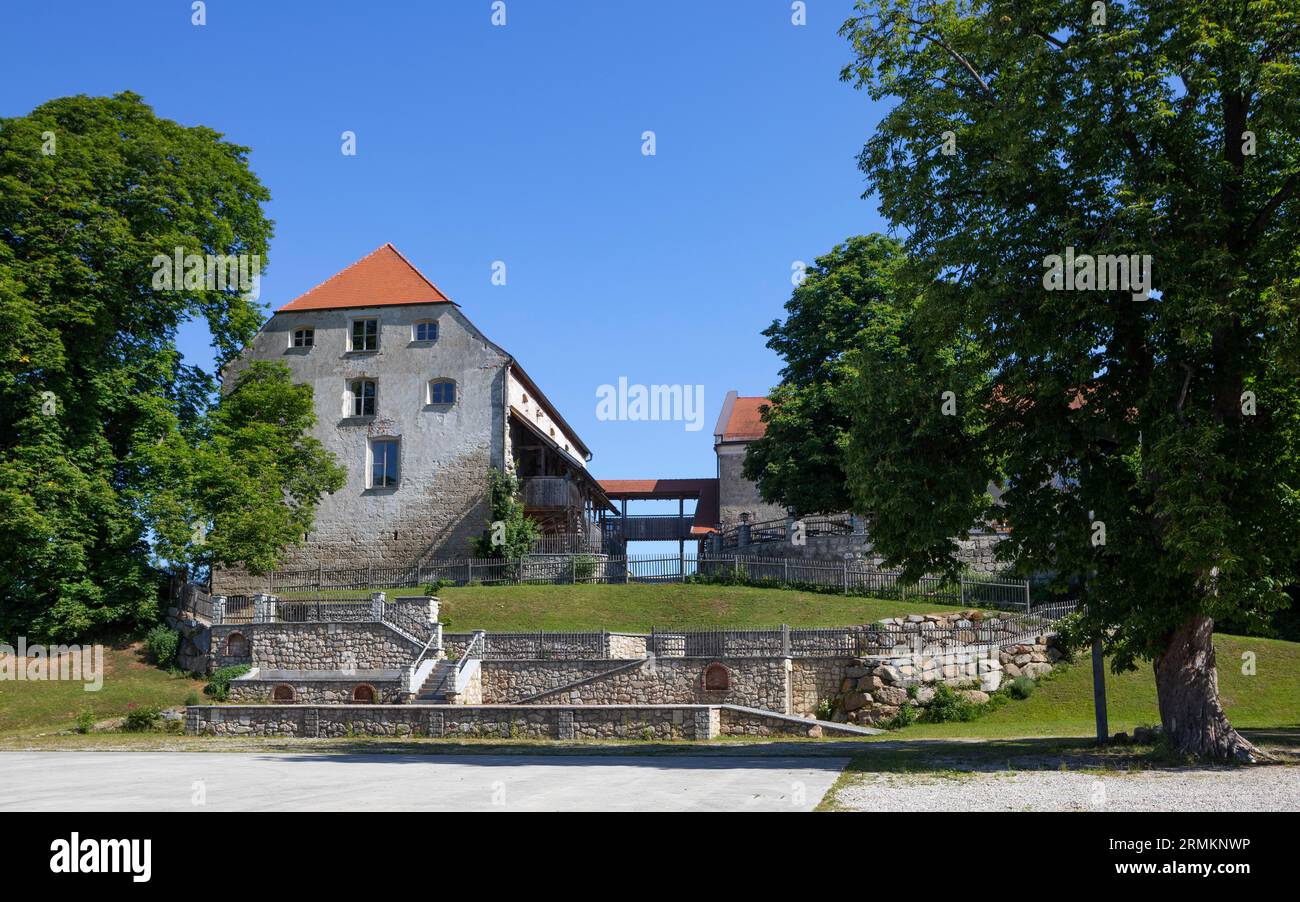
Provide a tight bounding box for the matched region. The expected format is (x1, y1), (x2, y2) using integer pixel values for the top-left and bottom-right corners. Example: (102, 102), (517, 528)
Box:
(743, 234), (907, 515)
(839, 0), (1300, 760)
(0, 93), (309, 640)
(142, 361), (346, 579)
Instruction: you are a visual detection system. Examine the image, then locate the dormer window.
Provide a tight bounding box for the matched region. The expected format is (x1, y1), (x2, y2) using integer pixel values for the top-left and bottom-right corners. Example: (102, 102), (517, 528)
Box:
(349, 318), (379, 352)
(349, 379), (376, 417)
(292, 327), (314, 348)
(427, 379), (456, 406)
(413, 320), (438, 342)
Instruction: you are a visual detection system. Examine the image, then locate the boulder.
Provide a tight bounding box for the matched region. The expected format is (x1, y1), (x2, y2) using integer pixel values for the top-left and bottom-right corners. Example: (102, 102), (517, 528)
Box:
(959, 689), (990, 704)
(914, 686), (935, 704)
(873, 686), (909, 707)
(842, 691), (870, 712)
(1021, 662), (1052, 679)
(875, 664), (903, 684)
(979, 671), (1002, 692)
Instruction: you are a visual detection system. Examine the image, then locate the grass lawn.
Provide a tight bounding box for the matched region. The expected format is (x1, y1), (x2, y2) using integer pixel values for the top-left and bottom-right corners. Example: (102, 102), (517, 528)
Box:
(432, 583), (965, 632)
(886, 633), (1300, 740)
(0, 641), (207, 738)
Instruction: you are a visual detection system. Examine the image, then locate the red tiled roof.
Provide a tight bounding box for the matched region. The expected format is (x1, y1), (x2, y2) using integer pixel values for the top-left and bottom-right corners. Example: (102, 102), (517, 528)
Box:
(719, 397), (770, 441)
(277, 243), (453, 312)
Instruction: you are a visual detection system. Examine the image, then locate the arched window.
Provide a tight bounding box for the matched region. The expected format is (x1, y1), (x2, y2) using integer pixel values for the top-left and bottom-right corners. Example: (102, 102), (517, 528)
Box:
(702, 663), (730, 691)
(427, 379), (456, 406)
(352, 684), (376, 703)
(412, 320), (438, 342)
(224, 632), (249, 657)
(272, 685), (295, 702)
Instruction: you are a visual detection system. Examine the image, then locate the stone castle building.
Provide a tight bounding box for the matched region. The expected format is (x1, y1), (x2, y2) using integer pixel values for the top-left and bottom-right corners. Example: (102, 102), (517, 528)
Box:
(214, 244), (609, 592)
(712, 390), (786, 527)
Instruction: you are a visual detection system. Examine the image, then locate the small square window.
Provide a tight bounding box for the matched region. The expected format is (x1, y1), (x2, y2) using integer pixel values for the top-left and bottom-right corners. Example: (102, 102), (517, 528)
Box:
(351, 318), (379, 352)
(428, 380), (456, 405)
(370, 439), (399, 488)
(413, 321), (438, 342)
(292, 328), (314, 348)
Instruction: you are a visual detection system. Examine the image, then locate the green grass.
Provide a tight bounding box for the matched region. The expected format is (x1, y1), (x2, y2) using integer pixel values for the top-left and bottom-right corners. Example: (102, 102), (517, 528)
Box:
(887, 633), (1300, 740)
(430, 583), (967, 632)
(0, 641), (206, 738)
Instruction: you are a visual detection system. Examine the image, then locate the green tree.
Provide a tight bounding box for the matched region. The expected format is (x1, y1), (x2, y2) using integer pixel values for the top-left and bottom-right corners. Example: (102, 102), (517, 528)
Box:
(743, 234), (907, 515)
(0, 92), (273, 640)
(472, 467), (539, 560)
(840, 0), (1300, 760)
(143, 361), (346, 578)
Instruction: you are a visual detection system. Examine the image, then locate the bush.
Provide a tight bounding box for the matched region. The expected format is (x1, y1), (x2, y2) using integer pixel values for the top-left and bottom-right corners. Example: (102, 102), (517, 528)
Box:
(205, 664), (251, 701)
(123, 705), (161, 732)
(922, 684), (978, 723)
(814, 697), (836, 721)
(184, 691), (201, 706)
(572, 555), (598, 582)
(1007, 676), (1036, 700)
(74, 710), (96, 734)
(143, 625), (180, 667)
(886, 703), (917, 729)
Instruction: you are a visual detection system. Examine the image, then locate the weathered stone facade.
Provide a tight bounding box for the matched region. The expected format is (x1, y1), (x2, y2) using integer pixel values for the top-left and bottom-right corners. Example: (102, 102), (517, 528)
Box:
(228, 674), (405, 705)
(732, 531), (1009, 578)
(210, 622), (420, 672)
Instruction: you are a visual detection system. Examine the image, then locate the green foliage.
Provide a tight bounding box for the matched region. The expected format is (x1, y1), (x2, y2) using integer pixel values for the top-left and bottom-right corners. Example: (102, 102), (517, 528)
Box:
(73, 710), (96, 734)
(145, 360), (346, 576)
(122, 705), (161, 732)
(183, 691), (201, 707)
(0, 92), (274, 641)
(922, 684), (978, 724)
(837, 1), (1300, 754)
(204, 664), (251, 702)
(743, 235), (908, 515)
(572, 554), (598, 583)
(471, 467), (539, 559)
(1007, 676), (1036, 701)
(142, 625), (179, 667)
(886, 702), (918, 729)
(815, 697), (837, 721)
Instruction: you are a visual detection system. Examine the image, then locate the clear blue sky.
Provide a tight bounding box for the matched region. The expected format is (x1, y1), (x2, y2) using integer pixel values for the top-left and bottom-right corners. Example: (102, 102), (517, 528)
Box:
(0, 0), (891, 491)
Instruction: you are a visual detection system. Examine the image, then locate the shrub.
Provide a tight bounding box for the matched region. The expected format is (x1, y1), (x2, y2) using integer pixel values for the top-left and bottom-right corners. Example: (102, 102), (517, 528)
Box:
(1007, 676), (1035, 700)
(886, 703), (917, 729)
(922, 684), (978, 723)
(205, 664), (252, 701)
(572, 555), (598, 582)
(143, 625), (179, 667)
(814, 697), (836, 721)
(184, 691), (201, 706)
(74, 710), (96, 734)
(123, 705), (161, 732)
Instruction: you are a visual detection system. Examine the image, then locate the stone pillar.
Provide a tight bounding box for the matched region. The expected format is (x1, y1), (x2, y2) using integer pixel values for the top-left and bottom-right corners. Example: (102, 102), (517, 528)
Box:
(557, 710), (575, 741)
(211, 595), (226, 625)
(252, 594), (272, 623)
(370, 591), (386, 622)
(737, 512), (751, 549)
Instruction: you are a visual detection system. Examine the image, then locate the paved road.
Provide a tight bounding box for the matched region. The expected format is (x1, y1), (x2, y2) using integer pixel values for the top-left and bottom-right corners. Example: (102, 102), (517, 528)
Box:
(0, 752), (848, 812)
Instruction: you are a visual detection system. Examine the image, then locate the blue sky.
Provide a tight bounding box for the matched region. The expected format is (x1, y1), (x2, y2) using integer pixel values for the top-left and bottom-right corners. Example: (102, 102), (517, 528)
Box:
(0, 0), (891, 494)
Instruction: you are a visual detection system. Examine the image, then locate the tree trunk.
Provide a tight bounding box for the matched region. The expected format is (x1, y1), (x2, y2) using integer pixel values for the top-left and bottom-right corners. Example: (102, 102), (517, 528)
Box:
(1152, 613), (1268, 762)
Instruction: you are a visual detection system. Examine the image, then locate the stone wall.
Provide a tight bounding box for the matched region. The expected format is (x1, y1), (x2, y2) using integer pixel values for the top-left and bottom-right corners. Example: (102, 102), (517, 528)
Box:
(209, 622), (420, 673)
(185, 704), (726, 740)
(480, 656), (839, 716)
(733, 531), (1009, 577)
(228, 676), (405, 705)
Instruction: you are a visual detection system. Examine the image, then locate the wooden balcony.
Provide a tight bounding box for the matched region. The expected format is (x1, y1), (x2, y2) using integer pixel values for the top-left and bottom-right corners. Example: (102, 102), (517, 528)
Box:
(523, 476), (583, 511)
(603, 514), (696, 542)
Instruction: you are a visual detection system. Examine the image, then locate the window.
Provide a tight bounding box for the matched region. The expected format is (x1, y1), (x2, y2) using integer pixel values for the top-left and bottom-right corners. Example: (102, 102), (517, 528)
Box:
(292, 327), (314, 348)
(349, 379), (376, 417)
(413, 320), (438, 342)
(370, 438), (399, 488)
(272, 685), (295, 702)
(350, 318), (378, 352)
(427, 379), (456, 406)
(352, 684), (376, 703)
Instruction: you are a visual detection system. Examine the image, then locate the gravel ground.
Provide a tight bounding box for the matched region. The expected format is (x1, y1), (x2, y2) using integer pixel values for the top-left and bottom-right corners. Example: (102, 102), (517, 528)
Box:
(832, 767), (1300, 811)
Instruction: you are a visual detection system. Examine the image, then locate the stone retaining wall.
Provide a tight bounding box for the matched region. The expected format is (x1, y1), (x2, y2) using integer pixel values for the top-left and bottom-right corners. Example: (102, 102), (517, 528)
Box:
(210, 622), (420, 673)
(228, 677), (405, 705)
(185, 704), (728, 740)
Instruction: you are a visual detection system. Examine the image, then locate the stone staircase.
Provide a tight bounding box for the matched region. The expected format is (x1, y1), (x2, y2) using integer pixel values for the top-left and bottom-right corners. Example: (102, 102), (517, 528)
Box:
(413, 659), (459, 704)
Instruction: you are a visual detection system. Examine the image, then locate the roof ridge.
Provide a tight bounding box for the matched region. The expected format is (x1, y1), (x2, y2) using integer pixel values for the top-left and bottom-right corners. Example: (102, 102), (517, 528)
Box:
(382, 242), (452, 302)
(285, 243), (392, 307)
